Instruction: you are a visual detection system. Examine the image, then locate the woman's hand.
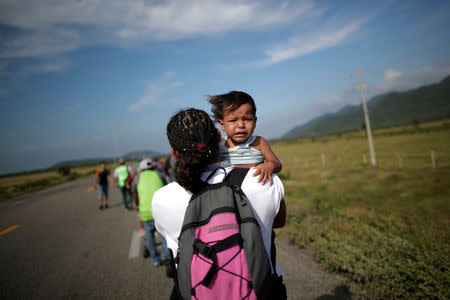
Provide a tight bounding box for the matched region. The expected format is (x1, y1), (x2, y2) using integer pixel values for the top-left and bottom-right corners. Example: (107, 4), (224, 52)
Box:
(252, 162), (276, 185)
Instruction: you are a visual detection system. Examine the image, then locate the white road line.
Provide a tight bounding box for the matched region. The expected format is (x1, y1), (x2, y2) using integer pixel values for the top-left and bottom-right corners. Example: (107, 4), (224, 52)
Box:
(128, 230), (141, 259)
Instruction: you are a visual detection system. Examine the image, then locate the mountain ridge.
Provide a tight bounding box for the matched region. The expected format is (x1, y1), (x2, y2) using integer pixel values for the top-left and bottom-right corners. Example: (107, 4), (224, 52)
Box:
(283, 75), (450, 138)
(50, 149), (163, 169)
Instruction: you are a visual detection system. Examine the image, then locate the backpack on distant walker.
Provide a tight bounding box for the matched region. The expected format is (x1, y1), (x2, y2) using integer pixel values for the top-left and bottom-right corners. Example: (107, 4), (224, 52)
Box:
(171, 167), (278, 300)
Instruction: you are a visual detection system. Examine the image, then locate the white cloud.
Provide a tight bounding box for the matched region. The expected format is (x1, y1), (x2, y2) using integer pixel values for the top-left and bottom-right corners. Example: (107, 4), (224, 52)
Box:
(0, 27), (82, 58)
(32, 60), (70, 73)
(128, 72), (184, 112)
(0, 59), (70, 84)
(0, 0), (313, 58)
(257, 19), (366, 66)
(383, 68), (402, 81)
(373, 61), (450, 94)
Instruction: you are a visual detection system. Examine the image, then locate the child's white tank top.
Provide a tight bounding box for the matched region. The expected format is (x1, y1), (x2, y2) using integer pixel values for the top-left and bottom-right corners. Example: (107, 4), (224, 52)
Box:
(220, 135), (264, 165)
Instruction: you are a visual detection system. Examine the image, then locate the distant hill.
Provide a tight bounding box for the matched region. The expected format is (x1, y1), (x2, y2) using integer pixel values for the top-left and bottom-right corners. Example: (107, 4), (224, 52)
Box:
(51, 158), (116, 168)
(283, 75), (450, 138)
(122, 150), (161, 160)
(50, 150), (161, 168)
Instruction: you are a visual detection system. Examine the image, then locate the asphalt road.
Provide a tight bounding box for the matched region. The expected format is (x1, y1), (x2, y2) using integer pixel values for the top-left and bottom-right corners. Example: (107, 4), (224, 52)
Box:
(0, 175), (352, 299)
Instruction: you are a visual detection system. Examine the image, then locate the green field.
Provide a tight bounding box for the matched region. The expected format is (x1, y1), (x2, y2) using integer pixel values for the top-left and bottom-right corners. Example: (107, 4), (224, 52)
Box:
(0, 160), (147, 201)
(0, 165), (99, 201)
(272, 122), (450, 299)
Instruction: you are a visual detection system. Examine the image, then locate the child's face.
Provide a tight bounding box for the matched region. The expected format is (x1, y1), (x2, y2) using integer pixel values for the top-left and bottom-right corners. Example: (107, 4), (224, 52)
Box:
(219, 103), (256, 146)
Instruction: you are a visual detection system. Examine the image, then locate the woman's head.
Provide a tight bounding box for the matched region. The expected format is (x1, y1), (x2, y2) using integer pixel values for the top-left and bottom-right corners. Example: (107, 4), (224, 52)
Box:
(166, 108), (220, 192)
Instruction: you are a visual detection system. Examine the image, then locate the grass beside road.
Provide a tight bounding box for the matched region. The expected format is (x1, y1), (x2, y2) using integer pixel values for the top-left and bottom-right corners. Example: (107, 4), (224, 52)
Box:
(272, 123), (449, 299)
(0, 161), (142, 201)
(0, 165), (98, 201)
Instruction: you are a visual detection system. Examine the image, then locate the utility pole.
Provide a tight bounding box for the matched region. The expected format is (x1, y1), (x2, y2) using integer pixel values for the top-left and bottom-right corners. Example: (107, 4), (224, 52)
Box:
(358, 69), (376, 166)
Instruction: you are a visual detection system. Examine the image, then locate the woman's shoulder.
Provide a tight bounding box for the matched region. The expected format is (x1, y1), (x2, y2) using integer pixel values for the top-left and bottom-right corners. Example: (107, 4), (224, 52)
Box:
(153, 182), (192, 211)
(155, 182), (190, 198)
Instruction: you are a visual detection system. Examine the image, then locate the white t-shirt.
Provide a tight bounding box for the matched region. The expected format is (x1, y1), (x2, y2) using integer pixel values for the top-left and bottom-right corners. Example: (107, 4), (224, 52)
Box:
(152, 161), (285, 275)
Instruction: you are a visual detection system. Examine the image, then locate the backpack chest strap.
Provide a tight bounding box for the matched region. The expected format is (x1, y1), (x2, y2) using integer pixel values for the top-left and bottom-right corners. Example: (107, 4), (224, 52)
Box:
(193, 233), (243, 258)
(193, 233), (244, 287)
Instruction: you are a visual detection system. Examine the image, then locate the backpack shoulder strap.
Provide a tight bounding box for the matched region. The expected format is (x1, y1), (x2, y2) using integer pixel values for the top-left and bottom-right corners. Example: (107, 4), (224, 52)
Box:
(227, 167), (250, 187)
(204, 167), (226, 183)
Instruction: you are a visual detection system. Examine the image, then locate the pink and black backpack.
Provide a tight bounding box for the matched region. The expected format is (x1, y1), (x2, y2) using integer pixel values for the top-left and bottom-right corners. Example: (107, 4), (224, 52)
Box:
(170, 167), (277, 300)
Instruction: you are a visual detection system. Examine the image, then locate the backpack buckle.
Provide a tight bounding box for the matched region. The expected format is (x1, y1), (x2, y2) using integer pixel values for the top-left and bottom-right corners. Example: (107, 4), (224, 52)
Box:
(193, 239), (214, 259)
(203, 245), (214, 258)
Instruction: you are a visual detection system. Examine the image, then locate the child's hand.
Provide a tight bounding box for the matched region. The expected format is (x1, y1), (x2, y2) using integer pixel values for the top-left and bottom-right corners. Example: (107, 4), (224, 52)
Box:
(253, 162), (276, 185)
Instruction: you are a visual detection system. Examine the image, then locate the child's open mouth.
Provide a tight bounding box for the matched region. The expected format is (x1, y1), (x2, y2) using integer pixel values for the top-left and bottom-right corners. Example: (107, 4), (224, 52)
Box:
(234, 132), (247, 138)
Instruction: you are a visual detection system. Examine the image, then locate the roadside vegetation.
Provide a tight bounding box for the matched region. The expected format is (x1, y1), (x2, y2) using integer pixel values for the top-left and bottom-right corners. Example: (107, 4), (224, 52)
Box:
(273, 120), (449, 299)
(0, 165), (98, 201)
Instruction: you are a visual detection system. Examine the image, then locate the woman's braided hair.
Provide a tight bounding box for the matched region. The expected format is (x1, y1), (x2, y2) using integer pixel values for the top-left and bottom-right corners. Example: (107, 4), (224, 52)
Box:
(167, 108), (220, 193)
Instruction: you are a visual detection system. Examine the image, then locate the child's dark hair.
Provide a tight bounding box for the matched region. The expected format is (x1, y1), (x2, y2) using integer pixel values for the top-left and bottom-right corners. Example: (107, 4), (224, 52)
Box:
(166, 108), (220, 193)
(208, 91), (256, 123)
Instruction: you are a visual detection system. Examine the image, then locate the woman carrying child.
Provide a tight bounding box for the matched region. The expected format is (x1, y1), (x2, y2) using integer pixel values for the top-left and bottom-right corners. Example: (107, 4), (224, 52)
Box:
(152, 108), (286, 299)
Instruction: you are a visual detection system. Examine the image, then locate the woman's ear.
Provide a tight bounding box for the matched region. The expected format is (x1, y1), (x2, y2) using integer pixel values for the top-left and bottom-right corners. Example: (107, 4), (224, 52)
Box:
(170, 147), (179, 160)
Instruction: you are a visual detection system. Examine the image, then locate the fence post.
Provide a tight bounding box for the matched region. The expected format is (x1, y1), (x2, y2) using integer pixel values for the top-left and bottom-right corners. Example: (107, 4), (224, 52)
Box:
(338, 156), (342, 165)
(363, 154), (367, 164)
(431, 151), (437, 168)
(321, 153), (326, 168)
(395, 152), (403, 168)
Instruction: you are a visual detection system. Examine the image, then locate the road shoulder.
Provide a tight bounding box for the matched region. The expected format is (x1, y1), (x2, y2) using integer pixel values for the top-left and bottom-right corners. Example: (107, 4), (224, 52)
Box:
(276, 238), (352, 300)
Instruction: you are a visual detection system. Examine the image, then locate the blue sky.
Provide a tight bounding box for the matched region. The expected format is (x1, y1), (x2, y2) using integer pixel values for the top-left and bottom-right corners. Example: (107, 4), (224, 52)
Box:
(1, 0), (449, 174)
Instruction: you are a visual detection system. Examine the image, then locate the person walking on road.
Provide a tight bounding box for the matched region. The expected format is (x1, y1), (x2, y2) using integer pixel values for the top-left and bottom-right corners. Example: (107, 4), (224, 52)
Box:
(113, 159), (133, 210)
(94, 161), (112, 210)
(132, 158), (170, 267)
(152, 108), (287, 299)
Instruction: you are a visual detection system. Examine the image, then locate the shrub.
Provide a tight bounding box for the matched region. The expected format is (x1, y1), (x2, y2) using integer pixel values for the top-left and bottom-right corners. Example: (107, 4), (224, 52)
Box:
(57, 166), (71, 176)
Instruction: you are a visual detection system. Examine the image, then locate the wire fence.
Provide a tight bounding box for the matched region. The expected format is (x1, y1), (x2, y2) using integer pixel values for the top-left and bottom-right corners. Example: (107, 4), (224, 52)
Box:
(285, 150), (449, 171)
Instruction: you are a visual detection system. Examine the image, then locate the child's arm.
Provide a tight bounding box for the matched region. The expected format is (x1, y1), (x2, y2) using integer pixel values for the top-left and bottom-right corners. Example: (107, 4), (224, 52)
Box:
(253, 137), (282, 185)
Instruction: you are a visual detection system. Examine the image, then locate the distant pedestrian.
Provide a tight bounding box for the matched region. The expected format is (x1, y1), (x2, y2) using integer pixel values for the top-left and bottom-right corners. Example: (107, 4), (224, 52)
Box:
(94, 161), (112, 210)
(132, 158), (170, 267)
(113, 159), (133, 210)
